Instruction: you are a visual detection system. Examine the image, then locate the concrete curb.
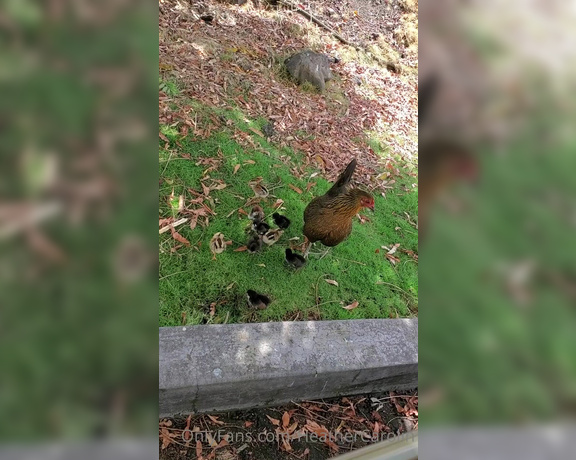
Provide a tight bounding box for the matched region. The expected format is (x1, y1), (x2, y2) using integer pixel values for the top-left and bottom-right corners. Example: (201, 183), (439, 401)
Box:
(160, 319), (418, 417)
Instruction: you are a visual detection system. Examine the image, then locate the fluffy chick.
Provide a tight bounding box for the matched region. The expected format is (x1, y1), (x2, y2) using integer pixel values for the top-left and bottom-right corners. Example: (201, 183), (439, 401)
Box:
(252, 220), (271, 235)
(246, 289), (271, 310)
(248, 205), (264, 222)
(272, 212), (291, 229)
(248, 179), (269, 198)
(263, 228), (283, 246)
(247, 234), (262, 253)
(285, 248), (306, 269)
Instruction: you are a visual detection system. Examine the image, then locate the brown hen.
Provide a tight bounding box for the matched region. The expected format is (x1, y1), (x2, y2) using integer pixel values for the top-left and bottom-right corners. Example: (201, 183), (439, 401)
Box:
(303, 159), (374, 257)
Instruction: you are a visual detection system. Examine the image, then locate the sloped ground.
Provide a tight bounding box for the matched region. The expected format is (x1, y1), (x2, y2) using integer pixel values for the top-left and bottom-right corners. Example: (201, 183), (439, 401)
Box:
(159, 0), (418, 181)
(158, 0), (419, 325)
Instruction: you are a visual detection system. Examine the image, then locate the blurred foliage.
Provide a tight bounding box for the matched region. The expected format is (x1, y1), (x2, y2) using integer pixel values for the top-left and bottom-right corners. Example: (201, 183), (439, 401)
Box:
(420, 0), (576, 425)
(0, 0), (158, 441)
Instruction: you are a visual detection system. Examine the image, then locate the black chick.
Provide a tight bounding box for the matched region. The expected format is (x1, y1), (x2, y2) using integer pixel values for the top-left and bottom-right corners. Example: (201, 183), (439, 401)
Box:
(247, 234), (262, 253)
(285, 248), (306, 269)
(252, 220), (271, 235)
(247, 290), (271, 310)
(272, 212), (291, 229)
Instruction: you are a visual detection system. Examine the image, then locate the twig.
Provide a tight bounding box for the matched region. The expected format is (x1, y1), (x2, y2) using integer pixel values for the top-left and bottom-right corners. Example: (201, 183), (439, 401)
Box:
(279, 0), (360, 49)
(289, 401), (331, 423)
(333, 257), (367, 266)
(376, 281), (414, 299)
(159, 270), (189, 281)
(159, 217), (188, 234)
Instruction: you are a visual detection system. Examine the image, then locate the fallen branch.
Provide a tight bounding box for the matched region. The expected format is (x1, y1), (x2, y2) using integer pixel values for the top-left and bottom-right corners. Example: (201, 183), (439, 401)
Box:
(278, 0), (360, 49)
(278, 0), (401, 73)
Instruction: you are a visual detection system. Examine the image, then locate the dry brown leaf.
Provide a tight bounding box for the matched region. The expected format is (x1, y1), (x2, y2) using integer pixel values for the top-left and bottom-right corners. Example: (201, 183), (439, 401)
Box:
(233, 164), (241, 174)
(207, 415), (224, 425)
(159, 217), (173, 228)
(160, 428), (174, 450)
(216, 437), (229, 449)
(325, 279), (339, 286)
(343, 301), (359, 310)
(249, 127), (264, 137)
(206, 432), (218, 448)
(386, 243), (400, 255)
(238, 208), (248, 216)
(201, 183), (211, 197)
(282, 411), (290, 429)
(244, 159), (256, 165)
(210, 182), (227, 190)
(234, 246), (248, 252)
(266, 415), (280, 426)
(178, 195), (185, 212)
(196, 440), (202, 458)
(273, 198), (284, 210)
(170, 227), (190, 246)
(244, 421), (253, 428)
(189, 213), (199, 230)
(289, 184), (303, 194)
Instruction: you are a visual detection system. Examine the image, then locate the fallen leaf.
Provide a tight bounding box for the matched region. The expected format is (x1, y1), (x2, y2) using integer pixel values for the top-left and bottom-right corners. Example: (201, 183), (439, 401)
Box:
(178, 195), (185, 212)
(249, 127), (264, 137)
(207, 415), (224, 425)
(206, 432), (218, 448)
(343, 301), (359, 310)
(160, 428), (175, 450)
(226, 282), (236, 290)
(257, 263), (266, 267)
(273, 198), (284, 210)
(289, 184), (303, 194)
(234, 246), (248, 252)
(189, 213), (199, 230)
(244, 159), (256, 165)
(201, 183), (210, 196)
(244, 421), (253, 428)
(387, 243), (400, 255)
(196, 441), (202, 458)
(170, 227), (190, 246)
(238, 208), (248, 216)
(325, 279), (339, 286)
(282, 411), (290, 429)
(266, 415), (280, 426)
(233, 164), (241, 174)
(159, 217), (173, 228)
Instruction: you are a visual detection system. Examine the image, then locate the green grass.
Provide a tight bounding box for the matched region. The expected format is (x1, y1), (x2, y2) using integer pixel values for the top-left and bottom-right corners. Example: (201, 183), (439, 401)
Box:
(159, 106), (418, 326)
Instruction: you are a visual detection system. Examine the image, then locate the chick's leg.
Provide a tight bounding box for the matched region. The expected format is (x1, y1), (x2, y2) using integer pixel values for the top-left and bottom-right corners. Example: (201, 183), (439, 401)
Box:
(303, 238), (311, 259)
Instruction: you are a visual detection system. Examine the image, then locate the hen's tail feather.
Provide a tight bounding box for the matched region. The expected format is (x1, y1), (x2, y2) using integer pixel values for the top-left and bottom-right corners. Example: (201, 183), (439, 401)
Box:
(327, 159), (357, 196)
